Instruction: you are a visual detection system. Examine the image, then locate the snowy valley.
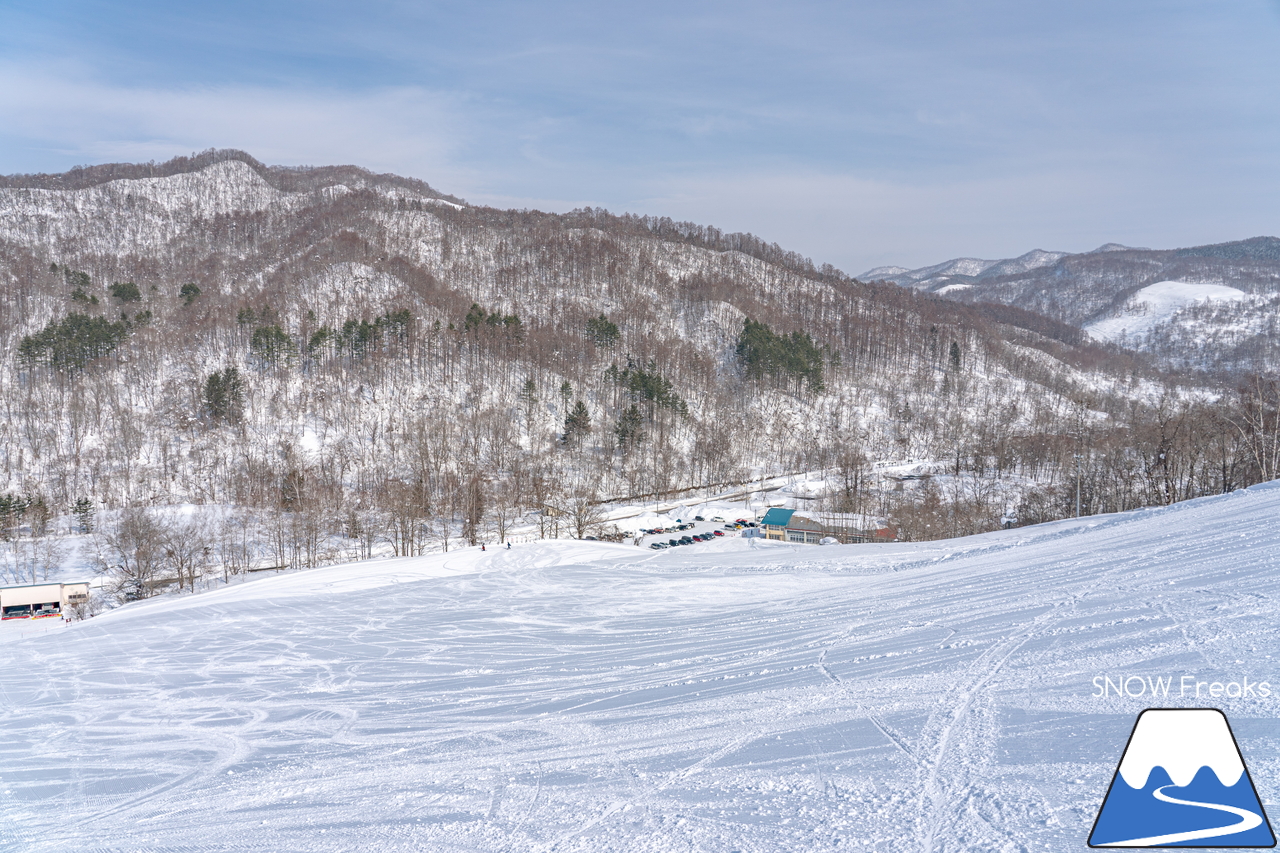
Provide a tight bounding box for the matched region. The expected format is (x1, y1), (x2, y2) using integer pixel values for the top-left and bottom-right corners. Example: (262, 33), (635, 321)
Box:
(2, 150), (1277, 603)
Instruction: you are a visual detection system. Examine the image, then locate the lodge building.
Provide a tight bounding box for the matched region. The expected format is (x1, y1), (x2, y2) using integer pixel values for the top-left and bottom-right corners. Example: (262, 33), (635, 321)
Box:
(760, 507), (896, 545)
(0, 581), (91, 619)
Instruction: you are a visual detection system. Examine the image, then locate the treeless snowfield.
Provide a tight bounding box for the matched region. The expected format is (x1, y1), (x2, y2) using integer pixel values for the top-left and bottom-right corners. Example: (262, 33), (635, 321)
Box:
(4, 484), (1280, 852)
(1085, 280), (1249, 343)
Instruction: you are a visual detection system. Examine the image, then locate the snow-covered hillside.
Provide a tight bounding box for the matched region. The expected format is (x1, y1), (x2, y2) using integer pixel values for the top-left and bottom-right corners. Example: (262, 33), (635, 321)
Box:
(858, 249), (1067, 289)
(867, 238), (1280, 372)
(9, 149), (1241, 559)
(5, 482), (1280, 851)
(1084, 280), (1250, 345)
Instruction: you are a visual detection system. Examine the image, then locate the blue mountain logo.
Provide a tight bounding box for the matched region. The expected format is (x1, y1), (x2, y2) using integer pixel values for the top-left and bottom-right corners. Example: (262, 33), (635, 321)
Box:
(1090, 708), (1275, 847)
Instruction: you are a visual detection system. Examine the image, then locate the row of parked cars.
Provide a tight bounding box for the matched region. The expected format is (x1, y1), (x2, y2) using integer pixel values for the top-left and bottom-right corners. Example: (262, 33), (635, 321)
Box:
(640, 513), (763, 551)
(639, 522), (697, 535)
(651, 516), (760, 530)
(650, 530), (724, 550)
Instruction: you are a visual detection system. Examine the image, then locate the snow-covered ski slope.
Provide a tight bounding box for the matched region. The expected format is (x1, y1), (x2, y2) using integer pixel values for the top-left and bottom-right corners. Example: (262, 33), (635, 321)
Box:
(1085, 280), (1250, 344)
(6, 485), (1280, 852)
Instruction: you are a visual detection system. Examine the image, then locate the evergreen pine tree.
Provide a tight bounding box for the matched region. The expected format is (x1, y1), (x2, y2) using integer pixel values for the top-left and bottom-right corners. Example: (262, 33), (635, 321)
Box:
(615, 405), (644, 451)
(562, 400), (591, 447)
(72, 497), (96, 533)
(204, 367), (246, 423)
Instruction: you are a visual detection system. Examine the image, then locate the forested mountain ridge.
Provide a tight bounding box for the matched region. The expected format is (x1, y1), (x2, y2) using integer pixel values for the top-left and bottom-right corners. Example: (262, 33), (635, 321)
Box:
(865, 239), (1280, 374)
(0, 150), (1274, 586)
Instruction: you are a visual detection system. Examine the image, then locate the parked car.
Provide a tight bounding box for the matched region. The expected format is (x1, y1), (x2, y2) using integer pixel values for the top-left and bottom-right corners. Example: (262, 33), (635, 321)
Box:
(713, 530), (724, 537)
(668, 539), (680, 547)
(694, 515), (705, 521)
(650, 543), (666, 550)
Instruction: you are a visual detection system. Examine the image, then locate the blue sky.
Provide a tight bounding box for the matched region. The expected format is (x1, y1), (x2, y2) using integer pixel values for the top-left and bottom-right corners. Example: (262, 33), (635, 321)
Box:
(2, 0), (1278, 273)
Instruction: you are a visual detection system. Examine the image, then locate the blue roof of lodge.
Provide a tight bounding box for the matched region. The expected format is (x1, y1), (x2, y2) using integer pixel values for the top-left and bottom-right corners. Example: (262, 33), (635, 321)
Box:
(760, 508), (796, 526)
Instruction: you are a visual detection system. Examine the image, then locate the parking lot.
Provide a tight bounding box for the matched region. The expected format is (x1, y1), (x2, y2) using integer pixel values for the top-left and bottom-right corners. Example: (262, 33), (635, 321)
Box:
(633, 514), (760, 550)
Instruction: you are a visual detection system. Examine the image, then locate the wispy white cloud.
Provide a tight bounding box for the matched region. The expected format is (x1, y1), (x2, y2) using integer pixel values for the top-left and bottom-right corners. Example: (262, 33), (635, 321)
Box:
(1, 0), (1279, 272)
(0, 63), (471, 187)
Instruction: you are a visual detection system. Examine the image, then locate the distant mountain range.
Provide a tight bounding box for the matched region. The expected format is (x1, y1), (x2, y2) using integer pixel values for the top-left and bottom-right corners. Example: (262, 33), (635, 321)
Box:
(862, 237), (1280, 374)
(861, 244), (1140, 290)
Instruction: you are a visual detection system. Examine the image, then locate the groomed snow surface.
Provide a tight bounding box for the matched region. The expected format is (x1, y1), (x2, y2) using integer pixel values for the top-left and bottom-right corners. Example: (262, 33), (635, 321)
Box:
(6, 484), (1280, 851)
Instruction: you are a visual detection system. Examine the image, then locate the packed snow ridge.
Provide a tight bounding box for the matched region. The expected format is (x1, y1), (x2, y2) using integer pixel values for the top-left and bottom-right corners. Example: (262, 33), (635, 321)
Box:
(5, 482), (1280, 851)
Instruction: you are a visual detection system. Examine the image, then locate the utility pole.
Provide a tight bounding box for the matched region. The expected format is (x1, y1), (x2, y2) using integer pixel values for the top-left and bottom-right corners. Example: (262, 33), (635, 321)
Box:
(1075, 451), (1081, 518)
(1074, 398), (1084, 519)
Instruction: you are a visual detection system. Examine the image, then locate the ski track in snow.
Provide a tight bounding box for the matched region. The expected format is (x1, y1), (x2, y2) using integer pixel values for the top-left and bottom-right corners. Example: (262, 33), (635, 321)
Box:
(5, 485), (1280, 851)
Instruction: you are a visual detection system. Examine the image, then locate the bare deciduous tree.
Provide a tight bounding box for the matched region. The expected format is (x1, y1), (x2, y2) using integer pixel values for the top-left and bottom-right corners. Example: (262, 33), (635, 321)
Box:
(97, 508), (167, 599)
